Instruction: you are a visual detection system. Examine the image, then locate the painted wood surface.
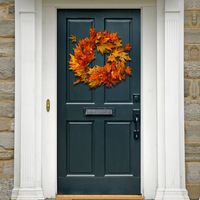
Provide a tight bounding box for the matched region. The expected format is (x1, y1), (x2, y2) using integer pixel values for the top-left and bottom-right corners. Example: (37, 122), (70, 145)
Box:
(56, 194), (144, 200)
(57, 9), (141, 195)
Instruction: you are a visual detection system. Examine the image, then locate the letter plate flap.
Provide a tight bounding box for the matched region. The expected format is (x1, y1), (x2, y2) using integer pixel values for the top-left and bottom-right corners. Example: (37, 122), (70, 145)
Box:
(85, 108), (113, 116)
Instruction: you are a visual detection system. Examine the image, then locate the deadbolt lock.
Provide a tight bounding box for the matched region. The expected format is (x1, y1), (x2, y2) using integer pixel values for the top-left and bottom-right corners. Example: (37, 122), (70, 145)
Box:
(46, 99), (50, 112)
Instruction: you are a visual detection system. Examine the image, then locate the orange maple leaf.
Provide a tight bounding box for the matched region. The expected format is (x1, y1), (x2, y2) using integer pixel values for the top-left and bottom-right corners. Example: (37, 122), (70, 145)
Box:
(125, 67), (132, 75)
(124, 43), (132, 51)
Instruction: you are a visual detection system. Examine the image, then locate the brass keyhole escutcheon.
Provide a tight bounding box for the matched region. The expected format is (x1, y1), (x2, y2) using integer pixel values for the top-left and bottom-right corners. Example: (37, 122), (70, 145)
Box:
(46, 99), (50, 112)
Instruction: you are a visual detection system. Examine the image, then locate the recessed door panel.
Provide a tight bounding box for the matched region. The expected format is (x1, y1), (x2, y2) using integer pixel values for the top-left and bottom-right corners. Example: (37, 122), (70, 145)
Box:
(67, 122), (93, 174)
(105, 122), (131, 174)
(67, 19), (94, 103)
(104, 19), (133, 103)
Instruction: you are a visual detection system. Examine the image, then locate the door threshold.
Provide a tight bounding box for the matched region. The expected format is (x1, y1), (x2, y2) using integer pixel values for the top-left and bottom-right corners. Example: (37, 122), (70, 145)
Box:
(56, 195), (144, 200)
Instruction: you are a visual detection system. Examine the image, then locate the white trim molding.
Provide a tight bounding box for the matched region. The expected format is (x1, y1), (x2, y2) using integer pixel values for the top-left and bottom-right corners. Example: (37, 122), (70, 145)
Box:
(12, 0), (189, 200)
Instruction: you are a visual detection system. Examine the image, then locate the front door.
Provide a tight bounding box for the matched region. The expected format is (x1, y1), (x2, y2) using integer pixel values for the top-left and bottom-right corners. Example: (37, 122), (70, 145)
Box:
(57, 9), (141, 195)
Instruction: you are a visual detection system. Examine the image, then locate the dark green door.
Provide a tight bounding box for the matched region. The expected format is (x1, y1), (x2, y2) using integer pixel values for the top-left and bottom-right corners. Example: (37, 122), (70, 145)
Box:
(57, 9), (141, 195)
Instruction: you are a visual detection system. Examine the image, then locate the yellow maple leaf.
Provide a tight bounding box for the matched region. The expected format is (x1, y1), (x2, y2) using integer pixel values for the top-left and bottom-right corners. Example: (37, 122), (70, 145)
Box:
(107, 54), (116, 62)
(97, 43), (113, 54)
(69, 35), (77, 43)
(112, 49), (123, 57)
(119, 52), (131, 62)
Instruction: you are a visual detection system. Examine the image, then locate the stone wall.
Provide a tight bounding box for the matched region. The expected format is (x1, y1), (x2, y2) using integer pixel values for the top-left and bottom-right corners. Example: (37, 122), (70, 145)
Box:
(185, 1), (200, 200)
(0, 0), (199, 200)
(0, 0), (14, 199)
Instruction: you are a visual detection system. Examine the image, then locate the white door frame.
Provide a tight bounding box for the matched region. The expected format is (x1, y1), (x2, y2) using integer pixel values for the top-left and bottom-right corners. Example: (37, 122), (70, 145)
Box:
(12, 0), (190, 200)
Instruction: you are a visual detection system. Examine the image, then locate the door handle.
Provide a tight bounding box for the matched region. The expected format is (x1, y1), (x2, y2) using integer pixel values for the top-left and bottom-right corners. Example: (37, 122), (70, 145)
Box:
(133, 130), (140, 140)
(133, 110), (140, 140)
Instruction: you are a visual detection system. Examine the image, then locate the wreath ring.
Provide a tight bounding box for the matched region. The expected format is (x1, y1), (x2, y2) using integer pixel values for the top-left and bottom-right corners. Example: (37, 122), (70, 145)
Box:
(69, 27), (133, 88)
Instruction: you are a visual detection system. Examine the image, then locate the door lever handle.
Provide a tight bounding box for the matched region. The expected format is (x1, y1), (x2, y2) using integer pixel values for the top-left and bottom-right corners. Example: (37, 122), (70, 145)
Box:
(133, 130), (140, 140)
(133, 110), (140, 140)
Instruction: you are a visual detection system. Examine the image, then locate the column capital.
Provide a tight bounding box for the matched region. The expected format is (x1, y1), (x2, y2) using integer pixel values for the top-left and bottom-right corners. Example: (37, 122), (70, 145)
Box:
(165, 0), (183, 12)
(16, 0), (36, 13)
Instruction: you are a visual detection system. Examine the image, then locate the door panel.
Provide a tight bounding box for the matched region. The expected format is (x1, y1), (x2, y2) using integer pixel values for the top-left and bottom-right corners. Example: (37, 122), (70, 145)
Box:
(104, 19), (133, 103)
(105, 122), (131, 174)
(67, 122), (94, 174)
(57, 9), (141, 194)
(67, 19), (94, 102)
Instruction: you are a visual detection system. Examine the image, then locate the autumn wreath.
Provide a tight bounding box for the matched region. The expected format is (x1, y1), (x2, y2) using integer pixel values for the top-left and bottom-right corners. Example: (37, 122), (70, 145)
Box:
(69, 27), (133, 88)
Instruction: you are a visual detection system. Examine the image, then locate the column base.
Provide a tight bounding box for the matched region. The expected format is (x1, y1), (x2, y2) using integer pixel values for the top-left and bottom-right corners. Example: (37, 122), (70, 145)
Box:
(11, 188), (19, 200)
(155, 188), (190, 200)
(11, 187), (44, 200)
(155, 188), (165, 200)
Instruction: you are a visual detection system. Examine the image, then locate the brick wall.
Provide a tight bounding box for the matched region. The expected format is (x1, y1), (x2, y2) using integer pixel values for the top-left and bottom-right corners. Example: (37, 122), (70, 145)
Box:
(185, 1), (200, 200)
(0, 0), (14, 199)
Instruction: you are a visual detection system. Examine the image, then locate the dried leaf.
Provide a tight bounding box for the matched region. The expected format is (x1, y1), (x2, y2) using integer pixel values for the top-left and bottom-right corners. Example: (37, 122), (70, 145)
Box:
(69, 27), (133, 88)
(125, 67), (132, 75)
(74, 79), (82, 84)
(124, 43), (132, 51)
(69, 35), (77, 43)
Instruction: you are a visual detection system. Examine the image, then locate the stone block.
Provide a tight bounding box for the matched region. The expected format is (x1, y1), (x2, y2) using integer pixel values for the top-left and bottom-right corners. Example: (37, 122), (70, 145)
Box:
(0, 57), (14, 80)
(10, 117), (13, 131)
(0, 37), (14, 57)
(186, 162), (200, 184)
(0, 132), (14, 149)
(0, 3), (7, 18)
(0, 160), (13, 178)
(185, 79), (200, 98)
(187, 183), (200, 200)
(0, 19), (14, 37)
(185, 79), (192, 97)
(0, 3), (14, 20)
(184, 79), (200, 98)
(186, 143), (200, 162)
(191, 80), (200, 98)
(185, 30), (200, 44)
(8, 3), (14, 15)
(0, 80), (14, 100)
(0, 117), (13, 131)
(185, 99), (200, 121)
(185, 121), (200, 142)
(185, 0), (200, 10)
(185, 10), (200, 29)
(185, 62), (200, 79)
(0, 178), (13, 200)
(0, 147), (13, 160)
(0, 100), (14, 117)
(185, 44), (200, 62)
(0, 0), (14, 4)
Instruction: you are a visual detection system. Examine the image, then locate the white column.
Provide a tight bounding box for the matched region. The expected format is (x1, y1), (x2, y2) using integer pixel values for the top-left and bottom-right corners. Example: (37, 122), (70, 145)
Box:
(156, 0), (190, 199)
(155, 0), (166, 199)
(12, 0), (44, 199)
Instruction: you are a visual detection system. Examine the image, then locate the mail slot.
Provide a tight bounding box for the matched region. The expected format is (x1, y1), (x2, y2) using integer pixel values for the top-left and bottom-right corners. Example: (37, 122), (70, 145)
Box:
(85, 108), (113, 116)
